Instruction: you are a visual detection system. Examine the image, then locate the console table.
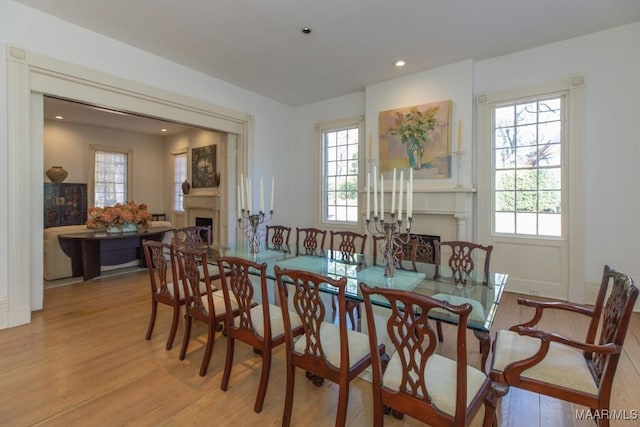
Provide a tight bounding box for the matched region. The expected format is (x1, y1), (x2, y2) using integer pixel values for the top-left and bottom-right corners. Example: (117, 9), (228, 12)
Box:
(58, 226), (172, 280)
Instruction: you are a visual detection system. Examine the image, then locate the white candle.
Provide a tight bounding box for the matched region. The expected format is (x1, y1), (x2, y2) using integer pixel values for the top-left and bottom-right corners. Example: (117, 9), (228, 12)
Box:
(271, 176), (275, 212)
(373, 166), (378, 218)
(398, 170), (404, 222)
(408, 168), (413, 219)
(457, 119), (462, 153)
(380, 175), (384, 220)
(247, 177), (252, 213)
(366, 172), (370, 220)
(260, 177), (265, 213)
(237, 184), (242, 219)
(240, 174), (246, 211)
(391, 168), (396, 214)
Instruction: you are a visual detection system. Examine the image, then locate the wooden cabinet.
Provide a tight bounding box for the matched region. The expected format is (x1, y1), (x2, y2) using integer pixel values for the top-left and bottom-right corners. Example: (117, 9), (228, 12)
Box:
(44, 183), (88, 228)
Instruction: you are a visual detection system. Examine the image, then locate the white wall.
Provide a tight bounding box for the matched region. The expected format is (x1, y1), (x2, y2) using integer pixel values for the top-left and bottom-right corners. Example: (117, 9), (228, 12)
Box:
(286, 92), (365, 228)
(474, 21), (640, 288)
(44, 120), (166, 212)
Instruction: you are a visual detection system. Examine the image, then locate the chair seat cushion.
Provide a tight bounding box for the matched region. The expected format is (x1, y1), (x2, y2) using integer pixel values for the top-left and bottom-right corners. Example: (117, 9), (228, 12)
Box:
(250, 304), (302, 338)
(200, 291), (238, 315)
(160, 281), (208, 300)
(492, 329), (598, 395)
(294, 321), (371, 368)
(383, 351), (487, 417)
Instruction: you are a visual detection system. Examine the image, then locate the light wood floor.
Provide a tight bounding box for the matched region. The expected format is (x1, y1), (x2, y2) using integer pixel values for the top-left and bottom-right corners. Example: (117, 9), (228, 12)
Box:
(1, 270), (638, 426)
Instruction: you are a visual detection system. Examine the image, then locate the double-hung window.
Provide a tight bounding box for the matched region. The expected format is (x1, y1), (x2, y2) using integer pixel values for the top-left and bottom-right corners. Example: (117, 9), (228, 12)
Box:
(318, 117), (364, 225)
(493, 96), (564, 237)
(89, 145), (133, 207)
(173, 152), (187, 211)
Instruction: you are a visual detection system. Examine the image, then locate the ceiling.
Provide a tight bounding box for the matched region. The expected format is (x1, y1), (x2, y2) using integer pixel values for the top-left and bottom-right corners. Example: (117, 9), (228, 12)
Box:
(43, 96), (195, 136)
(16, 0), (640, 108)
(24, 0), (640, 135)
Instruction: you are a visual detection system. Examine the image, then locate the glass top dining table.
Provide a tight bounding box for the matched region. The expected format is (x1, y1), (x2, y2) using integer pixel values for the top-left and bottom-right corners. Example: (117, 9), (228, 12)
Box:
(209, 242), (508, 337)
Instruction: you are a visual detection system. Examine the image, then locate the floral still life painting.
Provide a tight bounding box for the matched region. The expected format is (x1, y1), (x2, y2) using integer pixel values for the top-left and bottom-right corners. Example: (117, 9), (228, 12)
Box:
(379, 100), (452, 178)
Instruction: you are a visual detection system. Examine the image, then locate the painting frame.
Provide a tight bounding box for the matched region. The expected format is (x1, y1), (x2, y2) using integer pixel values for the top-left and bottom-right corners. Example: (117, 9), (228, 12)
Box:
(191, 144), (218, 188)
(378, 100), (452, 179)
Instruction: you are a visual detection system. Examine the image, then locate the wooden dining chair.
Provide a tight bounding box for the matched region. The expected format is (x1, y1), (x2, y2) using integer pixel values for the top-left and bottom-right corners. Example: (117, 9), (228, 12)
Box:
(172, 225), (212, 249)
(173, 225), (224, 281)
(217, 256), (302, 413)
(490, 265), (638, 427)
(175, 246), (240, 376)
(329, 230), (368, 331)
(433, 240), (493, 344)
(274, 266), (385, 427)
(360, 283), (502, 427)
(329, 230), (367, 261)
(265, 224), (291, 251)
(295, 227), (327, 256)
(142, 240), (182, 350)
(372, 234), (419, 272)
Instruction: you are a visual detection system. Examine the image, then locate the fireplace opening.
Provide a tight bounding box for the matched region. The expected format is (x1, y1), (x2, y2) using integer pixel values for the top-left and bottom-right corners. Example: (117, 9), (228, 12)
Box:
(195, 217), (214, 245)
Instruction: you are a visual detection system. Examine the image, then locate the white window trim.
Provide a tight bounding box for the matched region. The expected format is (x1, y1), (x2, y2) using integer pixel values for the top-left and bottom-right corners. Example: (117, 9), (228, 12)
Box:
(477, 76), (585, 302)
(88, 144), (134, 207)
(315, 116), (365, 230)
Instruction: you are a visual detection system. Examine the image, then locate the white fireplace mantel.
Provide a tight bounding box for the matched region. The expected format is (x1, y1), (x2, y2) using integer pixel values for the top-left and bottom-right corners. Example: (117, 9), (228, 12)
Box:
(365, 186), (476, 241)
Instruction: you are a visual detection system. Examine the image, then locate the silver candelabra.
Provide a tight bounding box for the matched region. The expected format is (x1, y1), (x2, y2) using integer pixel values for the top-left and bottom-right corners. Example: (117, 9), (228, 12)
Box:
(367, 214), (413, 278)
(238, 210), (272, 253)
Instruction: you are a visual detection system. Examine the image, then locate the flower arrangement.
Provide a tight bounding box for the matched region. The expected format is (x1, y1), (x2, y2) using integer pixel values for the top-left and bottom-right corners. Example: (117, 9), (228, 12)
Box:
(388, 106), (439, 169)
(86, 201), (151, 231)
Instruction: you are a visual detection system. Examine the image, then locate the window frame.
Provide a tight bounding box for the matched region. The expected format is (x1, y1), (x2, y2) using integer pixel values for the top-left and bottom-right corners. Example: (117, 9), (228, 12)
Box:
(315, 116), (365, 229)
(88, 144), (133, 208)
(491, 93), (566, 238)
(172, 149), (188, 212)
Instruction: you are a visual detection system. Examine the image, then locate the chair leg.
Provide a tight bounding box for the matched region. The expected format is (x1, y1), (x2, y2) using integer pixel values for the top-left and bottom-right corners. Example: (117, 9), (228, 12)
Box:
(347, 305), (357, 331)
(220, 335), (235, 391)
(282, 363), (296, 427)
(436, 320), (444, 342)
(372, 389), (384, 427)
(166, 306), (180, 350)
(254, 346), (271, 413)
(179, 316), (192, 360)
(335, 381), (350, 427)
(199, 321), (217, 376)
(145, 300), (158, 340)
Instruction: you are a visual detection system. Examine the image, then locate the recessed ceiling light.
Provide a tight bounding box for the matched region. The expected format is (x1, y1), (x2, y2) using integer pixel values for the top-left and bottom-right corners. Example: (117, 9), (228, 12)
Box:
(161, 128), (167, 132)
(395, 60), (406, 67)
(301, 27), (311, 34)
(55, 115), (64, 120)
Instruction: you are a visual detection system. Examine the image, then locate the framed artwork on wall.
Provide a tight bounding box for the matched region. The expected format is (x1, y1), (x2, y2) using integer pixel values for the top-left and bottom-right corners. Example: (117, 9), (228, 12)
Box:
(378, 100), (452, 179)
(191, 144), (219, 188)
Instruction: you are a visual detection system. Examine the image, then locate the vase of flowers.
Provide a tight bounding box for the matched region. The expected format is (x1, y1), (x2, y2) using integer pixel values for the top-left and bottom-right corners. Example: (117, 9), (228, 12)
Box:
(86, 201), (151, 233)
(388, 106), (439, 169)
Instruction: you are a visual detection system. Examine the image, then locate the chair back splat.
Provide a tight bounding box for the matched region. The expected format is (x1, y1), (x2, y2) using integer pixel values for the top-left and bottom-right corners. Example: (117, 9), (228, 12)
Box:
(490, 265), (638, 427)
(265, 225), (291, 251)
(295, 227), (327, 256)
(360, 283), (502, 427)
